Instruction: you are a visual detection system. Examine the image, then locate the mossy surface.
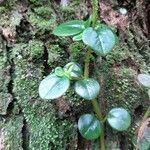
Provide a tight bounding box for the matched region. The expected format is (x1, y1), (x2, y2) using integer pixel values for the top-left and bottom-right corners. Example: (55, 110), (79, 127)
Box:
(0, 35), (12, 115)
(11, 43), (77, 149)
(0, 115), (23, 150)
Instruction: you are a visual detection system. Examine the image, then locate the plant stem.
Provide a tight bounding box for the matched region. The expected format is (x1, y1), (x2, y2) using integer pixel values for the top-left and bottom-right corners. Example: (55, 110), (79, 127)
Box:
(83, 1), (105, 149)
(92, 99), (105, 150)
(142, 106), (150, 122)
(84, 50), (91, 78)
(92, 0), (98, 27)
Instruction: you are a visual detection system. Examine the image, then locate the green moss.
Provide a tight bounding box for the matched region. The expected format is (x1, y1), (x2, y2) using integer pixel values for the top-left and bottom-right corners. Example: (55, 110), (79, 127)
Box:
(0, 115), (23, 150)
(69, 42), (86, 63)
(46, 44), (67, 68)
(11, 43), (77, 149)
(29, 0), (48, 6)
(27, 6), (56, 35)
(0, 6), (7, 13)
(29, 40), (44, 60)
(0, 36), (12, 115)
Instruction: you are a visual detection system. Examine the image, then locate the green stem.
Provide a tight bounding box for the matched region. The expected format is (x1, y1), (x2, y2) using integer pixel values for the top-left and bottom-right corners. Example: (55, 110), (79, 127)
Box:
(142, 106), (150, 122)
(84, 50), (105, 150)
(83, 0), (105, 149)
(92, 0), (98, 27)
(84, 50), (91, 78)
(92, 99), (105, 150)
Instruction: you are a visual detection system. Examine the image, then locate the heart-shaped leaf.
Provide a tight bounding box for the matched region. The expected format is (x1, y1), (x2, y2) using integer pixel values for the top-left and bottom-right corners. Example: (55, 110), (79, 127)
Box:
(39, 74), (70, 100)
(75, 78), (100, 100)
(137, 74), (150, 88)
(82, 25), (117, 55)
(64, 62), (82, 79)
(53, 20), (85, 37)
(107, 108), (131, 131)
(78, 114), (102, 140)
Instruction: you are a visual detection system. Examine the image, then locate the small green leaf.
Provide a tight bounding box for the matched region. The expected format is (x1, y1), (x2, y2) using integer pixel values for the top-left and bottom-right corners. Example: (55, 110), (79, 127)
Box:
(107, 108), (131, 131)
(73, 33), (83, 41)
(39, 74), (70, 100)
(82, 25), (117, 55)
(78, 114), (102, 140)
(55, 67), (65, 77)
(75, 78), (100, 100)
(64, 62), (82, 78)
(53, 20), (85, 37)
(137, 74), (150, 88)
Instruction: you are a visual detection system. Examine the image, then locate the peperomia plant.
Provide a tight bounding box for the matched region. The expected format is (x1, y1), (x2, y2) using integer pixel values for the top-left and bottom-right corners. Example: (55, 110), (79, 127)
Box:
(38, 0), (131, 149)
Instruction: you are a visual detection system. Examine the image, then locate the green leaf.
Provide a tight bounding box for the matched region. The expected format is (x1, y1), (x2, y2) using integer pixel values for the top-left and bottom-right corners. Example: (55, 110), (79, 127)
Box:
(78, 114), (102, 140)
(137, 74), (150, 88)
(39, 74), (70, 100)
(64, 62), (82, 78)
(75, 78), (100, 100)
(53, 20), (85, 37)
(73, 33), (83, 41)
(82, 25), (117, 55)
(55, 67), (65, 77)
(107, 108), (131, 131)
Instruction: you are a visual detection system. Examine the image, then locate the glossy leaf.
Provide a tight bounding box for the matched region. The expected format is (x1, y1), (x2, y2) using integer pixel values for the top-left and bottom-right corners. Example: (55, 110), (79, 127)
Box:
(107, 108), (131, 131)
(82, 25), (117, 55)
(39, 74), (70, 100)
(64, 62), (82, 78)
(75, 78), (100, 100)
(53, 20), (85, 37)
(78, 114), (101, 140)
(137, 74), (150, 88)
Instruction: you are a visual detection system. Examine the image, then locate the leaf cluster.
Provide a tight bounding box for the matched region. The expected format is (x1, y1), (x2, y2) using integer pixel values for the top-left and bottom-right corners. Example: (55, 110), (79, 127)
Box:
(39, 18), (131, 141)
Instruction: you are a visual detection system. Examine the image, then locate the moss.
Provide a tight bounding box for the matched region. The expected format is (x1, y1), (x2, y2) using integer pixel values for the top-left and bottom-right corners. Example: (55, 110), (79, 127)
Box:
(0, 36), (12, 115)
(46, 44), (68, 68)
(0, 6), (7, 13)
(60, 0), (88, 21)
(69, 42), (86, 63)
(11, 43), (77, 149)
(0, 115), (23, 150)
(29, 40), (44, 60)
(29, 0), (49, 6)
(27, 6), (56, 35)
